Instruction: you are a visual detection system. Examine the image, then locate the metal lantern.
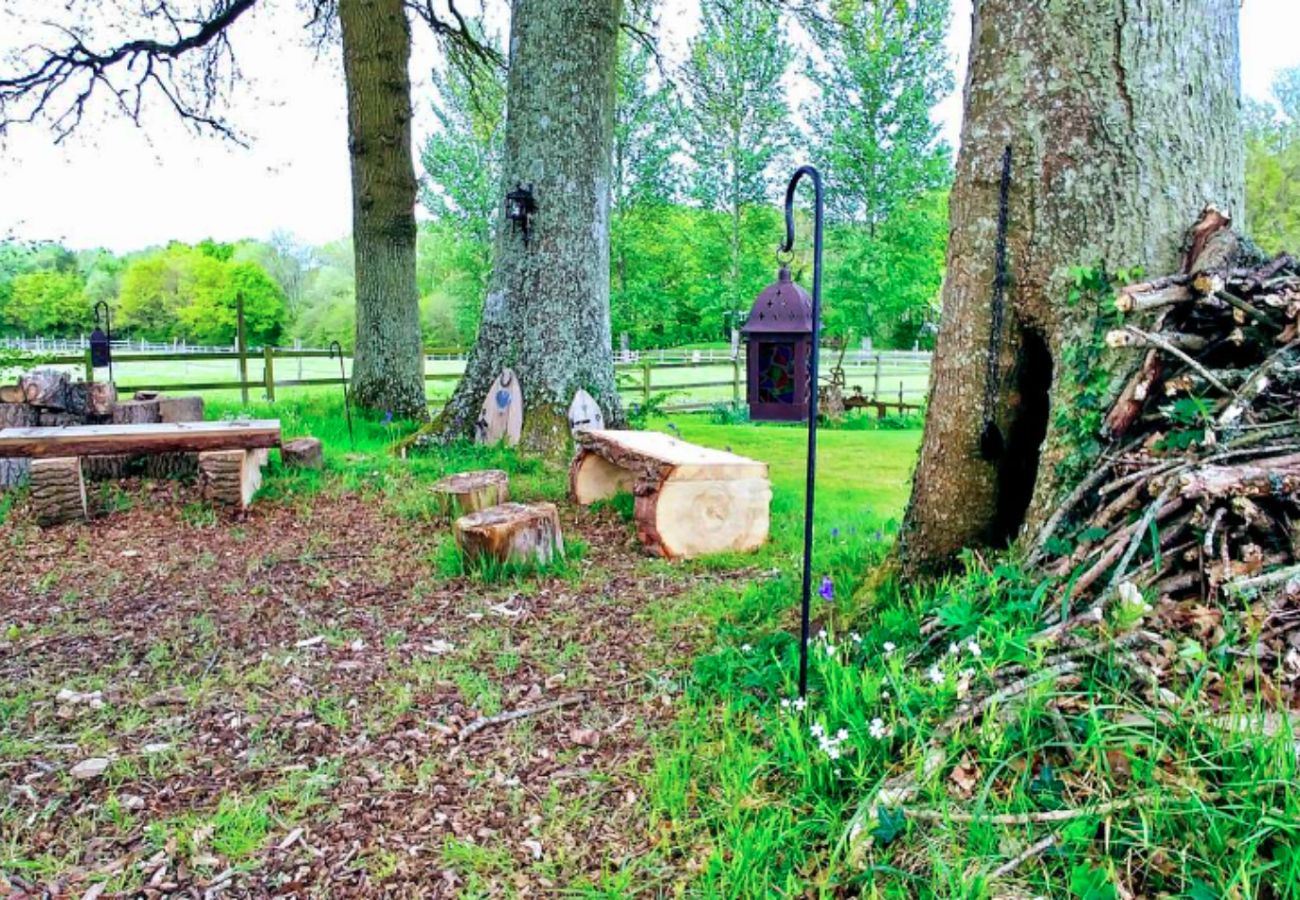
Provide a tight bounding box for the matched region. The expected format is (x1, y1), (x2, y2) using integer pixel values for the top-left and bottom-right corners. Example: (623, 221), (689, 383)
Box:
(741, 266), (815, 422)
(505, 183), (537, 246)
(90, 300), (113, 381)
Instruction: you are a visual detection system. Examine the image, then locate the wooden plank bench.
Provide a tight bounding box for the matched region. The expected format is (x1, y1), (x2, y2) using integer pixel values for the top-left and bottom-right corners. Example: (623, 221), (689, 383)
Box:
(0, 421), (282, 525)
(570, 429), (770, 559)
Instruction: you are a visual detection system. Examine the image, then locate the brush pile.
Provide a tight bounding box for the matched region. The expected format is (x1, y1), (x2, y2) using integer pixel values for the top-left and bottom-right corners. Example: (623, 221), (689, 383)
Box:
(1034, 209), (1300, 628)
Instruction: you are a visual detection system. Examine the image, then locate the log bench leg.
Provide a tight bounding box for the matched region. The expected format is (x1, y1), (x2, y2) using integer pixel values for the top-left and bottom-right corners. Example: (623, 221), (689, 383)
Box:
(199, 449), (267, 509)
(30, 457), (87, 526)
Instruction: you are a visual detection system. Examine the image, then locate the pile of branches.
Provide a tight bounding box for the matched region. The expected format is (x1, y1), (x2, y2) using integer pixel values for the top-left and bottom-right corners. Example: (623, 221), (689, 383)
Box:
(1033, 208), (1300, 626)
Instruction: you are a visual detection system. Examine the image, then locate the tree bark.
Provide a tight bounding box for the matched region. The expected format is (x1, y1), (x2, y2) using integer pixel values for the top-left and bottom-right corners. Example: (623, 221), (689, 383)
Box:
(901, 0), (1243, 573)
(339, 0), (427, 419)
(436, 0), (624, 455)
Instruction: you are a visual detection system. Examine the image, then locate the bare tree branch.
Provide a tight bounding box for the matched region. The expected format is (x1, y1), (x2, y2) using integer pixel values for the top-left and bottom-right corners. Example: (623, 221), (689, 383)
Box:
(0, 0), (258, 143)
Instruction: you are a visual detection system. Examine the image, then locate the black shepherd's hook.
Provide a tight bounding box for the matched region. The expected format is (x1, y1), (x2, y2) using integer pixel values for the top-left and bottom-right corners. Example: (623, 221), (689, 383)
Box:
(93, 300), (113, 383)
(329, 341), (354, 449)
(783, 166), (825, 701)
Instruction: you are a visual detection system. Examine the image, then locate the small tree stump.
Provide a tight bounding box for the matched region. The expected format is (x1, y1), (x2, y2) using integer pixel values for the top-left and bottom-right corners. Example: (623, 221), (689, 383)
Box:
(113, 399), (161, 425)
(0, 385), (24, 404)
(432, 469), (509, 516)
(282, 437), (324, 469)
(146, 395), (205, 479)
(20, 368), (70, 409)
(199, 449), (267, 509)
(454, 502), (564, 568)
(30, 457), (87, 526)
(0, 402), (36, 489)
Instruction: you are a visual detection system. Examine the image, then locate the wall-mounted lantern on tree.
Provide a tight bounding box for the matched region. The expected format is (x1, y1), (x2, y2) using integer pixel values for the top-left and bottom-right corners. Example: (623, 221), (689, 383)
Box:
(89, 300), (114, 382)
(741, 265), (814, 422)
(505, 183), (537, 246)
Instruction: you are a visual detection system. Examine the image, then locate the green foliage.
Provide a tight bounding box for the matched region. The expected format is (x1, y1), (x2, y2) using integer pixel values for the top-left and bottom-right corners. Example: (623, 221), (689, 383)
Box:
(1245, 68), (1300, 254)
(4, 269), (90, 336)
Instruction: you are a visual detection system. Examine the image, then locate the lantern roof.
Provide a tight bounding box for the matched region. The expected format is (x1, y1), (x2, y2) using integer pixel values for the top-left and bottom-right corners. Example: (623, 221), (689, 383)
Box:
(742, 267), (813, 335)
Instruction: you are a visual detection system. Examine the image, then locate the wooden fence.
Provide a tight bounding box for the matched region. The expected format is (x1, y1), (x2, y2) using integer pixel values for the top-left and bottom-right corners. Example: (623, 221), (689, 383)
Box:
(23, 346), (931, 415)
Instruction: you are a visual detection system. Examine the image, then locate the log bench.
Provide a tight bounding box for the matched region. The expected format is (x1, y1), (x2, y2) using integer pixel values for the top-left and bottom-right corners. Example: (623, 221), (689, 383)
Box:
(0, 420), (282, 525)
(570, 429), (771, 559)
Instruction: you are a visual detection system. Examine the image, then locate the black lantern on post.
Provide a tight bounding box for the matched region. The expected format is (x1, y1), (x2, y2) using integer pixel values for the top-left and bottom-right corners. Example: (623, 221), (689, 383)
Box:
(741, 267), (814, 422)
(505, 183), (537, 246)
(90, 300), (113, 383)
(743, 166), (825, 701)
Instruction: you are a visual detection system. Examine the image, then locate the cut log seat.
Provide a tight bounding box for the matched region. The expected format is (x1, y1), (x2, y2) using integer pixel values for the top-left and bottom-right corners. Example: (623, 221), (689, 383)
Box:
(570, 429), (771, 559)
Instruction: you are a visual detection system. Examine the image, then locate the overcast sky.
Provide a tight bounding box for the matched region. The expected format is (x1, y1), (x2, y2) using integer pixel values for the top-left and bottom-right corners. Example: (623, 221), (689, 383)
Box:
(1, 0), (1297, 253)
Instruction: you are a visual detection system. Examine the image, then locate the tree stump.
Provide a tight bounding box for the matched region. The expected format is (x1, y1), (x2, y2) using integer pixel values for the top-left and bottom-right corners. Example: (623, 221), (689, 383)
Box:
(431, 469), (509, 516)
(454, 502), (564, 568)
(570, 429), (771, 559)
(146, 395), (204, 479)
(0, 402), (36, 489)
(93, 398), (162, 480)
(20, 369), (69, 409)
(83, 455), (134, 481)
(30, 457), (87, 526)
(282, 437), (324, 469)
(66, 382), (117, 419)
(199, 449), (267, 509)
(0, 385), (24, 404)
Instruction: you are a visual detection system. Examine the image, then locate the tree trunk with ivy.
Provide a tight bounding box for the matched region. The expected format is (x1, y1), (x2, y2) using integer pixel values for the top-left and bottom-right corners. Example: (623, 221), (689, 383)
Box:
(435, 0), (624, 454)
(340, 0), (428, 418)
(901, 0), (1243, 573)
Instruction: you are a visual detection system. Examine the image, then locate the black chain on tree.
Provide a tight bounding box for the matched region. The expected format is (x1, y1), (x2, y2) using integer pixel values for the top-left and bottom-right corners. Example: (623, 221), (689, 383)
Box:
(979, 145), (1013, 462)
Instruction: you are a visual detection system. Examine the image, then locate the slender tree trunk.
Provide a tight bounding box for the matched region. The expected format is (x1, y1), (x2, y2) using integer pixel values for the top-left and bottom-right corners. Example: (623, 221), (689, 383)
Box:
(901, 0), (1243, 572)
(437, 0), (623, 454)
(339, 0), (427, 418)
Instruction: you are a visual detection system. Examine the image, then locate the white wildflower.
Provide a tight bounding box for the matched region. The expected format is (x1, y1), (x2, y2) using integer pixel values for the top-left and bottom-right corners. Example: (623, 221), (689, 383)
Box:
(741, 643), (753, 653)
(793, 697), (807, 712)
(851, 632), (863, 644)
(817, 628), (828, 642)
(948, 642), (960, 656)
(966, 640), (982, 658)
(810, 722), (825, 738)
(927, 664), (945, 685)
(836, 728), (849, 741)
(781, 698), (791, 709)
(882, 641), (896, 654)
(869, 718), (890, 740)
(825, 644), (837, 658)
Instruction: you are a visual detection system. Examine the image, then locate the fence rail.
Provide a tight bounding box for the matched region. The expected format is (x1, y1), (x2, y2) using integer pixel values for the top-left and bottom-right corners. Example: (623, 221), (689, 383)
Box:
(13, 344), (931, 415)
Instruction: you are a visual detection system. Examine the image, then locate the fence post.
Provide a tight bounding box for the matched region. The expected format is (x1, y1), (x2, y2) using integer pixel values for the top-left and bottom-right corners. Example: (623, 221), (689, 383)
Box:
(873, 353), (882, 400)
(642, 359), (651, 408)
(83, 348), (94, 383)
(236, 293), (249, 406)
(263, 346), (276, 402)
(732, 357), (741, 405)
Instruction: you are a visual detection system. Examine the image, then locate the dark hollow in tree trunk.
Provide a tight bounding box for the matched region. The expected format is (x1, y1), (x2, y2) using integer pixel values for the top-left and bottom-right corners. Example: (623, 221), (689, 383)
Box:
(901, 0), (1243, 574)
(990, 330), (1053, 547)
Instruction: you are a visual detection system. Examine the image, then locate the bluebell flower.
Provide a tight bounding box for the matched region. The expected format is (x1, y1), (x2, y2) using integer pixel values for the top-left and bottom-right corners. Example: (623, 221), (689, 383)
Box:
(818, 576), (834, 602)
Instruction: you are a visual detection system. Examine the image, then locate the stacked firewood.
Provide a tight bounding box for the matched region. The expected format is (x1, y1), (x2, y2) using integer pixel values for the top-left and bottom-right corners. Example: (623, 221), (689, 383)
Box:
(1035, 209), (1300, 610)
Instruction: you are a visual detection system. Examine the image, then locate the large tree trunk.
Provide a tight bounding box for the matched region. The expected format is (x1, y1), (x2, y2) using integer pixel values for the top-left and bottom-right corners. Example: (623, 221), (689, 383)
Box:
(340, 0), (428, 418)
(901, 0), (1243, 572)
(436, 0), (624, 455)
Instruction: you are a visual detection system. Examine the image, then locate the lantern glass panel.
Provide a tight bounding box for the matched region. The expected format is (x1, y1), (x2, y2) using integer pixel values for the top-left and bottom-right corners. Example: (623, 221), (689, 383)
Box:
(756, 341), (797, 404)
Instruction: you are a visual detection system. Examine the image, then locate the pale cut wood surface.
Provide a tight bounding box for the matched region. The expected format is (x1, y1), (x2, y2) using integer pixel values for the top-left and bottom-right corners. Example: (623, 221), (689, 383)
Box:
(570, 429), (770, 559)
(0, 420), (282, 459)
(199, 449), (267, 509)
(454, 501), (564, 568)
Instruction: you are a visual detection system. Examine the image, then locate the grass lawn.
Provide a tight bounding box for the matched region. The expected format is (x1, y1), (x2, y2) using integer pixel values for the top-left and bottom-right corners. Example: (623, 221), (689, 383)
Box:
(2, 396), (1297, 898)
